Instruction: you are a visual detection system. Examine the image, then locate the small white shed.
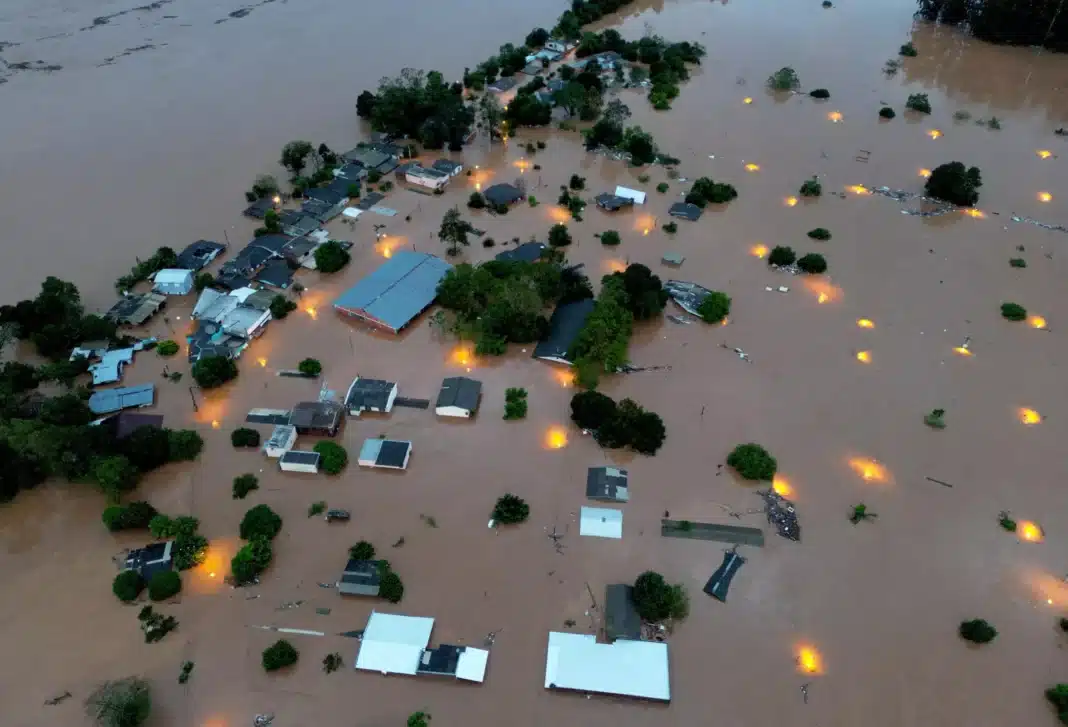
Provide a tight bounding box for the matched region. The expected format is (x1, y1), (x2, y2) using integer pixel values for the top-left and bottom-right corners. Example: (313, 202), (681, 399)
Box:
(280, 450), (320, 473)
(152, 269), (195, 295)
(579, 506), (623, 539)
(614, 186), (647, 205)
(264, 425), (297, 458)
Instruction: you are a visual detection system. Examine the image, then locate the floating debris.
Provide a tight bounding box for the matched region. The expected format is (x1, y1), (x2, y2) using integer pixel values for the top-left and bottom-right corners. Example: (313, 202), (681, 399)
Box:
(757, 489), (800, 541)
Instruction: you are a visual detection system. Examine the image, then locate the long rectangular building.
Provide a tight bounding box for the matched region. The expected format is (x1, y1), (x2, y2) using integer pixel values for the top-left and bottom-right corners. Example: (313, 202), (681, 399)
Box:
(334, 251), (452, 333)
(544, 632), (670, 701)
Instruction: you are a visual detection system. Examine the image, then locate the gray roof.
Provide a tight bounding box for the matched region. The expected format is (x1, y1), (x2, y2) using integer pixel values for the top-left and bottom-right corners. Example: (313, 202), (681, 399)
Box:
(487, 76), (519, 93)
(346, 378), (395, 411)
(255, 259), (294, 289)
(483, 183), (524, 206)
(89, 347), (136, 385)
(88, 384), (155, 415)
(436, 377), (482, 413)
(335, 163), (367, 180)
(669, 202), (703, 221)
(703, 550), (746, 602)
(341, 147), (395, 170)
(586, 466), (629, 502)
(595, 193), (633, 211)
(242, 289), (276, 312)
(338, 559), (383, 596)
(106, 293), (167, 325)
(280, 450), (321, 466)
(495, 241), (546, 263)
(604, 584), (642, 641)
(289, 401), (343, 434)
(532, 298), (595, 363)
(418, 645), (464, 676)
(431, 159), (463, 175)
(664, 280), (712, 317)
(333, 251), (453, 332)
(176, 240), (225, 271)
(377, 440), (411, 468)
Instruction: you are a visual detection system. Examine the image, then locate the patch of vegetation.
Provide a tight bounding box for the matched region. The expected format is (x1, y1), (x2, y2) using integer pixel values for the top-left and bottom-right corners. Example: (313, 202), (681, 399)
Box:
(240, 504), (283, 541)
(231, 535), (273, 585)
(156, 340), (179, 357)
(0, 277), (119, 360)
(953, 109), (972, 121)
(298, 358), (322, 376)
(420, 513), (438, 528)
(959, 619), (998, 644)
(408, 711), (431, 727)
(232, 473), (259, 499)
(662, 221), (678, 234)
(307, 501), (326, 518)
(982, 116), (1002, 130)
(379, 563), (405, 602)
(115, 246), (178, 294)
(313, 441), (348, 475)
(924, 408), (946, 429)
(906, 93), (932, 113)
(139, 605), (178, 643)
(194, 272), (214, 292)
(191, 355), (237, 389)
(657, 182), (670, 193)
(807, 228), (831, 240)
(879, 106), (896, 119)
(569, 174), (586, 191)
(570, 390), (667, 454)
(727, 443), (777, 481)
(925, 161), (982, 206)
(799, 176), (822, 197)
(322, 653), (343, 674)
(262, 639), (299, 671)
(697, 291), (732, 324)
(685, 177), (738, 207)
(528, 196), (538, 207)
(899, 41), (918, 56)
(797, 253), (828, 274)
(492, 493), (530, 524)
(809, 88), (830, 99)
(600, 230), (621, 246)
(849, 503), (877, 524)
(113, 570), (145, 602)
(1001, 302), (1027, 321)
(349, 541), (376, 560)
(467, 191), (486, 209)
(633, 571), (689, 621)
(1045, 684), (1068, 725)
(768, 246), (797, 267)
(504, 387), (528, 420)
(270, 294), (297, 320)
(999, 511), (1017, 532)
(178, 661), (194, 684)
(314, 240), (351, 273)
(148, 570), (181, 601)
(767, 66), (800, 91)
(357, 70), (473, 149)
(86, 676), (151, 727)
(231, 427), (261, 448)
(1009, 258), (1027, 268)
(102, 501), (158, 532)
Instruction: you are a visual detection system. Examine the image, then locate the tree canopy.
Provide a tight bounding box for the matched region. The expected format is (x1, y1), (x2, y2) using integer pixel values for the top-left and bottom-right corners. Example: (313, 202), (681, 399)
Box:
(85, 677), (151, 727)
(362, 69), (474, 150)
(192, 355), (237, 389)
(925, 162), (982, 206)
(604, 264), (668, 320)
(240, 504), (283, 541)
(314, 240), (351, 273)
(0, 277), (118, 360)
(439, 208), (476, 257)
(633, 571), (688, 621)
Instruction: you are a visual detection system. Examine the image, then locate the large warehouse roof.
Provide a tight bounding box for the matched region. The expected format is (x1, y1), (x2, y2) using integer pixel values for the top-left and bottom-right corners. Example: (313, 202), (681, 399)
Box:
(333, 252), (452, 332)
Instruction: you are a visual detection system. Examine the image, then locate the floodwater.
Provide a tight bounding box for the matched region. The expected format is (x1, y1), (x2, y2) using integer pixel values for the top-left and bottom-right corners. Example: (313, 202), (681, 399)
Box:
(2, 0), (1068, 725)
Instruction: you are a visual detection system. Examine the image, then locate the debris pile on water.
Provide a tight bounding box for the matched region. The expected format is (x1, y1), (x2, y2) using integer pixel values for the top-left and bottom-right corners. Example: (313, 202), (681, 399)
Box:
(758, 489), (801, 541)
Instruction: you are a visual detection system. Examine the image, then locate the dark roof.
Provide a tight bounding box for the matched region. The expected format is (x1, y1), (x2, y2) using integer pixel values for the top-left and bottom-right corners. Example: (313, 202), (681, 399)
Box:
(494, 241), (546, 263)
(595, 193), (634, 211)
(704, 550), (746, 602)
(111, 412), (165, 439)
(289, 401), (343, 433)
(487, 77), (519, 93)
(124, 541), (172, 580)
(333, 252), (453, 332)
(346, 378), (395, 411)
(669, 202), (703, 221)
(325, 177), (356, 198)
(243, 289), (276, 312)
(249, 234), (292, 255)
(304, 187), (345, 206)
(281, 450), (321, 466)
(483, 183), (524, 206)
(300, 198), (334, 221)
(282, 236), (318, 263)
(255, 259), (295, 289)
(356, 192), (385, 211)
(176, 240), (226, 270)
(243, 197), (277, 219)
(436, 377), (482, 413)
(604, 584), (642, 641)
(186, 320), (243, 362)
(279, 213), (321, 237)
(418, 645), (464, 676)
(431, 159), (462, 175)
(335, 163), (367, 180)
(214, 272), (251, 291)
(377, 440), (411, 468)
(586, 466), (629, 501)
(105, 293), (167, 325)
(222, 245), (275, 278)
(338, 559), (383, 595)
(532, 298), (595, 363)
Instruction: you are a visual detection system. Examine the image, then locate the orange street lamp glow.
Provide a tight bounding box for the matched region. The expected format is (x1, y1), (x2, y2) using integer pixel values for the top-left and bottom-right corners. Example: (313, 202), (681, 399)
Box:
(1019, 521), (1044, 542)
(1018, 408), (1042, 425)
(451, 345), (474, 368)
(605, 259), (627, 274)
(817, 292), (829, 304)
(927, 129), (943, 139)
(546, 426), (568, 449)
(1039, 192), (1053, 203)
(953, 346), (973, 357)
(744, 97), (753, 104)
(857, 318), (875, 329)
(1037, 149), (1053, 159)
(919, 168), (932, 178)
(549, 206), (572, 224)
(554, 369), (575, 388)
(828, 111), (843, 122)
(847, 184), (870, 195)
(1030, 315), (1047, 329)
(856, 351), (871, 363)
(643, 228), (649, 236)
(772, 475), (794, 498)
(785, 196), (799, 207)
(964, 208), (985, 219)
(305, 305), (318, 320)
(211, 420), (220, 429)
(745, 163), (761, 172)
(796, 646), (823, 675)
(382, 246), (393, 258)
(475, 182), (481, 191)
(751, 244), (769, 259)
(849, 457), (888, 483)
(257, 358), (267, 367)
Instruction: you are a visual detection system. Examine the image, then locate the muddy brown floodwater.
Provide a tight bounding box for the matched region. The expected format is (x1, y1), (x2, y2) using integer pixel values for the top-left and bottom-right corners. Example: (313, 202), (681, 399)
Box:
(3, 0), (1068, 725)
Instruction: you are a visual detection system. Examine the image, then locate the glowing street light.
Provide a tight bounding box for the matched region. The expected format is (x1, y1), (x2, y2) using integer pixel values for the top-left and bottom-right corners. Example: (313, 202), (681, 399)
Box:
(856, 350), (872, 363)
(857, 318), (875, 329)
(785, 196), (799, 207)
(1029, 315), (1047, 329)
(772, 475), (794, 498)
(743, 97), (753, 105)
(927, 129), (943, 139)
(745, 163), (761, 172)
(849, 457), (888, 483)
(750, 244), (769, 259)
(964, 208), (985, 218)
(828, 111), (843, 122)
(1037, 149), (1053, 159)
(1039, 191), (1053, 203)
(1018, 408), (1042, 425)
(919, 168), (932, 178)
(545, 426), (568, 449)
(847, 185), (870, 195)
(953, 346), (973, 357)
(1019, 521), (1044, 542)
(796, 645), (823, 674)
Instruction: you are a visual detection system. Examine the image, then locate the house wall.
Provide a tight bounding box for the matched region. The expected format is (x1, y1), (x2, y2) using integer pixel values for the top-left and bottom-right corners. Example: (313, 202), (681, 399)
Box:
(406, 171), (449, 190)
(279, 460), (319, 474)
(435, 405), (471, 418)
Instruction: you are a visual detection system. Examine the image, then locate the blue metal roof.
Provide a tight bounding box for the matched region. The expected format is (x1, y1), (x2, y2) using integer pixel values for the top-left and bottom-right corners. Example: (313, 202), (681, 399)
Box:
(333, 252), (453, 332)
(88, 384), (156, 415)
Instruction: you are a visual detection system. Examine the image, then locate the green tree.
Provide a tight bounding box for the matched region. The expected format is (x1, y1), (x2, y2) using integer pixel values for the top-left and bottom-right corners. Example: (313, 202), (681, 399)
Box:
(1045, 684), (1068, 725)
(767, 66), (800, 91)
(797, 253), (828, 274)
(262, 639), (299, 671)
(314, 241), (351, 273)
(925, 161), (982, 206)
(686, 177), (737, 206)
(879, 106), (896, 119)
(240, 504), (283, 540)
(231, 535), (272, 584)
(570, 390), (618, 430)
(587, 118), (624, 148)
(620, 126), (656, 165)
(231, 428), (261, 447)
(298, 358), (322, 376)
(94, 455), (141, 500)
(250, 174), (280, 199)
(168, 430), (204, 461)
(905, 92), (931, 113)
(408, 711), (432, 727)
(492, 493), (530, 524)
(270, 295), (297, 320)
(1001, 302), (1027, 321)
(607, 264), (668, 320)
(600, 230), (621, 246)
(478, 94), (504, 140)
(525, 27), (549, 47)
(173, 533), (208, 570)
(633, 571), (688, 621)
(85, 677), (151, 727)
(113, 570), (145, 602)
(280, 140), (315, 177)
(439, 207), (475, 257)
(503, 387), (528, 420)
(148, 570), (181, 601)
(697, 291), (731, 323)
(192, 355), (237, 388)
(548, 224), (572, 248)
(959, 618), (997, 644)
(727, 443), (777, 480)
(467, 191), (486, 209)
(768, 246), (796, 266)
(349, 541), (376, 560)
(379, 567), (405, 603)
(156, 340), (179, 356)
(120, 425), (172, 472)
(313, 441), (348, 475)
(232, 474), (259, 499)
(356, 90), (377, 118)
(807, 228), (831, 240)
(799, 176), (822, 197)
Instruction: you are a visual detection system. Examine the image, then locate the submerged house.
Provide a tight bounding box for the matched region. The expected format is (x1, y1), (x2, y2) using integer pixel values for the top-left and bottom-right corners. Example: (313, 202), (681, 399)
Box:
(668, 202), (703, 221)
(404, 164), (451, 191)
(663, 280), (713, 317)
(88, 384), (155, 415)
(434, 377), (482, 418)
(586, 466), (629, 502)
(703, 550), (746, 603)
(579, 506), (623, 539)
(263, 425), (297, 458)
(355, 611), (489, 683)
(594, 193), (634, 212)
(302, 187), (348, 222)
(289, 400), (343, 436)
(358, 438), (412, 470)
(345, 377), (398, 416)
(187, 287), (271, 361)
(278, 211), (323, 239)
(482, 183), (524, 207)
(604, 584), (642, 641)
(337, 559), (385, 596)
(175, 240), (226, 271)
(431, 159), (464, 177)
(152, 269), (194, 296)
(494, 241), (546, 263)
(243, 196), (278, 219)
(105, 293), (167, 326)
(333, 251), (453, 333)
(544, 632), (670, 701)
(124, 541), (173, 580)
(279, 450), (321, 474)
(532, 298), (595, 364)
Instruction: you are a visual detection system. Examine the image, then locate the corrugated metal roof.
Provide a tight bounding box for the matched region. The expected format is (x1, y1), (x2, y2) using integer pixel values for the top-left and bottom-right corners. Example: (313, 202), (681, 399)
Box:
(545, 632), (670, 701)
(532, 298), (595, 363)
(355, 611), (435, 675)
(579, 506), (623, 539)
(88, 384), (155, 414)
(334, 252), (453, 332)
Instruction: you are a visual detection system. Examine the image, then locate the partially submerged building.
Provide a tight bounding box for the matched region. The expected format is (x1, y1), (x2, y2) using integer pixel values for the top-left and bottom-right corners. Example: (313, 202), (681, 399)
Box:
(89, 384), (155, 415)
(703, 550), (746, 602)
(586, 466), (629, 502)
(663, 280), (713, 317)
(264, 425), (297, 458)
(152, 269), (195, 296)
(345, 377), (398, 416)
(544, 632), (670, 701)
(613, 186), (646, 205)
(105, 293), (167, 326)
(404, 165), (451, 191)
(74, 339), (156, 386)
(668, 202), (703, 221)
(435, 377), (481, 418)
(579, 506), (623, 539)
(532, 298), (595, 364)
(604, 584), (642, 641)
(431, 159), (464, 177)
(594, 193), (634, 212)
(124, 541), (173, 580)
(102, 412), (164, 440)
(254, 259), (295, 290)
(355, 611), (489, 683)
(175, 240), (226, 271)
(337, 559), (385, 596)
(494, 241), (547, 263)
(358, 438), (412, 470)
(279, 450), (321, 474)
(302, 187), (348, 221)
(289, 401), (343, 436)
(482, 183), (524, 207)
(188, 287), (271, 362)
(243, 196), (278, 219)
(333, 251), (453, 333)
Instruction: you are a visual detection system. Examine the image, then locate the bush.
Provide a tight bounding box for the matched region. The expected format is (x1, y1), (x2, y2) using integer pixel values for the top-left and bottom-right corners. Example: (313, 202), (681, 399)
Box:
(809, 88), (830, 99)
(799, 176), (822, 197)
(103, 501), (159, 532)
(1045, 685), (1068, 725)
(600, 230), (621, 246)
(492, 493), (530, 524)
(231, 535), (272, 584)
(314, 240), (350, 273)
(113, 570), (145, 602)
(797, 253), (828, 274)
(1009, 258), (1027, 268)
(570, 390), (618, 430)
(959, 619), (997, 644)
(231, 428), (261, 448)
(85, 677), (151, 727)
(1001, 302), (1027, 321)
(172, 533), (208, 570)
(656, 182), (669, 193)
(686, 177), (737, 207)
(925, 161), (982, 206)
(168, 430), (204, 461)
(156, 340), (179, 357)
(807, 228), (831, 241)
(697, 291), (731, 323)
(262, 639), (299, 671)
(504, 387), (528, 420)
(94, 455), (141, 500)
(607, 263), (669, 320)
(924, 408), (946, 429)
(192, 355), (237, 389)
(900, 41), (918, 56)
(149, 514), (200, 539)
(467, 191), (487, 209)
(548, 223), (572, 248)
(767, 67), (800, 91)
(270, 295), (297, 320)
(298, 358), (322, 376)
(528, 196), (538, 207)
(662, 221), (678, 234)
(232, 474), (259, 499)
(727, 443), (778, 481)
(879, 106), (896, 119)
(596, 398), (666, 455)
(569, 174), (586, 190)
(633, 571), (688, 621)
(240, 504), (283, 540)
(408, 712), (431, 727)
(349, 541), (376, 560)
(148, 570), (181, 601)
(906, 93), (931, 113)
(313, 441), (348, 475)
(768, 246), (796, 267)
(379, 566), (405, 603)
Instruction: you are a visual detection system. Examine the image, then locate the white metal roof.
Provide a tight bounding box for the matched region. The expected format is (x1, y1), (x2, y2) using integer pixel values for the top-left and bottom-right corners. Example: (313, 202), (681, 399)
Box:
(614, 186), (647, 205)
(455, 647), (490, 683)
(579, 506), (623, 539)
(355, 611), (435, 675)
(154, 268), (193, 284)
(544, 632), (670, 700)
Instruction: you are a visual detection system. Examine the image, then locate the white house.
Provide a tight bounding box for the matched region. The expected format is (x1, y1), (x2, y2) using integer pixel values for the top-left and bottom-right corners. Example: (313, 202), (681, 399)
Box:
(434, 377), (482, 418)
(355, 611), (489, 683)
(279, 450), (320, 473)
(614, 186), (647, 205)
(152, 269), (195, 295)
(579, 506), (624, 539)
(405, 165), (450, 191)
(358, 438), (412, 470)
(264, 425), (297, 458)
(544, 632), (670, 701)
(545, 39), (574, 54)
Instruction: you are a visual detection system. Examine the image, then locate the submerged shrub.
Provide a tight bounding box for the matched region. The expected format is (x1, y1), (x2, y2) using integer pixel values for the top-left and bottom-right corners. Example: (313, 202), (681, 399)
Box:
(768, 246), (796, 267)
(899, 42), (918, 57)
(600, 230), (621, 246)
(767, 66), (800, 91)
(906, 93), (931, 114)
(262, 639), (299, 671)
(697, 291), (731, 324)
(633, 571), (688, 622)
(809, 88), (830, 99)
(1001, 302), (1027, 321)
(925, 161), (982, 206)
(799, 176), (822, 197)
(492, 494), (530, 524)
(113, 570), (145, 602)
(807, 228), (831, 240)
(959, 619), (998, 644)
(148, 570), (181, 601)
(1009, 258), (1027, 268)
(727, 443), (778, 481)
(797, 253), (828, 274)
(879, 106), (896, 119)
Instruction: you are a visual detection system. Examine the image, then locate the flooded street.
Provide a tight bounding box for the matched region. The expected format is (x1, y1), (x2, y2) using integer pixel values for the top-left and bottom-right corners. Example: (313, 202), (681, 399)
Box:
(2, 0), (1068, 725)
